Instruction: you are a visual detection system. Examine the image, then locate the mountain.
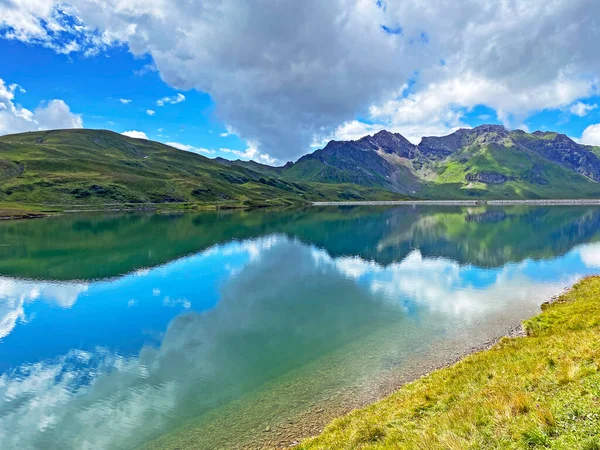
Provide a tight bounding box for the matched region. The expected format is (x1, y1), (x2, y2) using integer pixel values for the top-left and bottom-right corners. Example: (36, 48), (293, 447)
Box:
(281, 125), (600, 199)
(0, 129), (404, 210)
(2, 125), (600, 213)
(284, 130), (421, 194)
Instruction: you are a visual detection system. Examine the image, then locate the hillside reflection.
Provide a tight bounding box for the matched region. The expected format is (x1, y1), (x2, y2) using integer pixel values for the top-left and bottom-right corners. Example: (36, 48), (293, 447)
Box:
(0, 205), (599, 281)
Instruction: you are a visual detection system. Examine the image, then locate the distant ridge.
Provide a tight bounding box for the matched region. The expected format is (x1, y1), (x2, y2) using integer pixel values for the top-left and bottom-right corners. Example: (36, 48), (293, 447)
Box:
(2, 125), (600, 212)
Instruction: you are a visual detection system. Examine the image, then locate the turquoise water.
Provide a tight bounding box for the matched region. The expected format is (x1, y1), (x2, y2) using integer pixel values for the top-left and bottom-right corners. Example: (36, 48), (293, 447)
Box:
(1, 206), (600, 449)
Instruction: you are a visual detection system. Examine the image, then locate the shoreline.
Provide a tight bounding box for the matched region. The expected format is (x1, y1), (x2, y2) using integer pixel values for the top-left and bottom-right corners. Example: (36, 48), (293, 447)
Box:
(248, 289), (567, 449)
(0, 201), (291, 221)
(4, 198), (600, 221)
(259, 324), (530, 449)
(312, 199), (600, 206)
(298, 279), (600, 449)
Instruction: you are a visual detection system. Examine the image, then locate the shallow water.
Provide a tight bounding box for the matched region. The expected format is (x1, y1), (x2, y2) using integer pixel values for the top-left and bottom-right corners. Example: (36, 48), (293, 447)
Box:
(1, 205), (600, 449)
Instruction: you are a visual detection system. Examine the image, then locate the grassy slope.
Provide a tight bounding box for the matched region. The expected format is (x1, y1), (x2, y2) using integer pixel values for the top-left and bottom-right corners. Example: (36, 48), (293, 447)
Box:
(0, 129), (404, 208)
(301, 276), (600, 450)
(3, 128), (600, 204)
(424, 142), (600, 199)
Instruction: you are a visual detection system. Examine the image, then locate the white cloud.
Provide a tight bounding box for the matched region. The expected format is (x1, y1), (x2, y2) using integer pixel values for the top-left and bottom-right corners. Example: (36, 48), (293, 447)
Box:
(33, 100), (84, 130)
(0, 278), (88, 339)
(0, 79), (83, 136)
(579, 242), (600, 267)
(166, 141), (215, 155)
(219, 124), (235, 138)
(362, 72), (593, 143)
(220, 143), (276, 165)
(119, 98), (132, 104)
(0, 1), (96, 54)
(0, 1), (423, 158)
(146, 109), (155, 116)
(313, 248), (575, 320)
(2, 1), (600, 156)
(156, 93), (185, 107)
(312, 120), (387, 147)
(122, 130), (148, 139)
(580, 123), (600, 146)
(569, 101), (597, 117)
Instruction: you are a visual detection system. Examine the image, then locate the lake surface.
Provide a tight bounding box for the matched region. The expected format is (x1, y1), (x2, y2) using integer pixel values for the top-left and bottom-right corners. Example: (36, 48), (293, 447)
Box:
(2, 205), (600, 449)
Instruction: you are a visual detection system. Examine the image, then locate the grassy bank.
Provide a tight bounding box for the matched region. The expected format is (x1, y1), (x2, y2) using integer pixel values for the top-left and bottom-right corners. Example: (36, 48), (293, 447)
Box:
(300, 277), (600, 450)
(0, 198), (305, 220)
(0, 201), (61, 219)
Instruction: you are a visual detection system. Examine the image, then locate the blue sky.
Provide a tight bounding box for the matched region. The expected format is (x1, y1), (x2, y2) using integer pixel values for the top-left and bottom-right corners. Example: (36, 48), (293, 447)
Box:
(0, 38), (252, 160)
(1, 1), (600, 164)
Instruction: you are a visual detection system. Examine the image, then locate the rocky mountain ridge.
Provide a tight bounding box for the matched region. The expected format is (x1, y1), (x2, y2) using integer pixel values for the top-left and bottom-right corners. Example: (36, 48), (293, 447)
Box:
(273, 124), (600, 198)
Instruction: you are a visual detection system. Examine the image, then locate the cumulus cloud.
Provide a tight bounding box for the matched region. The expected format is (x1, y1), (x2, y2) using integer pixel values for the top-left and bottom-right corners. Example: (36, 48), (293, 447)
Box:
(122, 130), (148, 139)
(119, 98), (131, 104)
(580, 124), (600, 146)
(350, 72), (593, 143)
(569, 101), (597, 117)
(2, 1), (600, 155)
(156, 93), (185, 107)
(220, 143), (276, 165)
(146, 109), (155, 116)
(33, 100), (84, 130)
(166, 141), (215, 155)
(0, 79), (83, 136)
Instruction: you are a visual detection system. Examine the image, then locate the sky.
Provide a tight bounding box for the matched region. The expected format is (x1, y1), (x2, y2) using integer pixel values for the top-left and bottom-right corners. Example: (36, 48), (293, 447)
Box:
(1, 0), (600, 165)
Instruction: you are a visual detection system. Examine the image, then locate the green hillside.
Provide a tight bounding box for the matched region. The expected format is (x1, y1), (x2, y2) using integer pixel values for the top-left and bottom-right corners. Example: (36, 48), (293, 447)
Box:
(425, 142), (600, 199)
(2, 125), (600, 212)
(0, 129), (404, 212)
(281, 126), (600, 199)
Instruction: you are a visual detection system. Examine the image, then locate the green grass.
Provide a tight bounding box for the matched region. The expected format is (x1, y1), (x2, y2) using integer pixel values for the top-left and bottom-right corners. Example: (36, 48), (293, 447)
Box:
(423, 142), (600, 199)
(3, 128), (600, 206)
(0, 129), (405, 209)
(300, 276), (600, 450)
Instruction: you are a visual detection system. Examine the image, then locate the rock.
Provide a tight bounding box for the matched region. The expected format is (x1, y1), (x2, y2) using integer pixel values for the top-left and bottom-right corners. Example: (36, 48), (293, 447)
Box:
(465, 171), (508, 184)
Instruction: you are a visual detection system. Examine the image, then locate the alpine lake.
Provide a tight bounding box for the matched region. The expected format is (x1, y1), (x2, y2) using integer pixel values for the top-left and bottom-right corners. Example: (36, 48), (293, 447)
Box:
(2, 205), (600, 449)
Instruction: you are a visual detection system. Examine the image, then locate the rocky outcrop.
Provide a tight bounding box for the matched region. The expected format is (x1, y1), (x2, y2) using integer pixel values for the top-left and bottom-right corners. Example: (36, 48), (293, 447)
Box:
(465, 171), (508, 184)
(360, 130), (418, 158)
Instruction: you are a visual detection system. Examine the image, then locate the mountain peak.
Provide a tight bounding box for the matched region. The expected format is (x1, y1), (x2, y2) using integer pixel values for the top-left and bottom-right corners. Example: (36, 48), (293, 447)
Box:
(373, 129), (395, 138)
(472, 124), (507, 134)
(362, 129), (417, 158)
